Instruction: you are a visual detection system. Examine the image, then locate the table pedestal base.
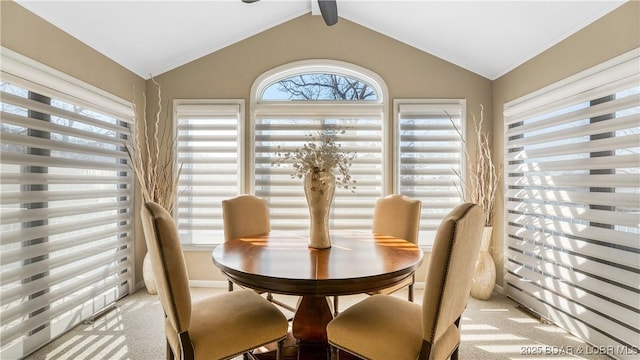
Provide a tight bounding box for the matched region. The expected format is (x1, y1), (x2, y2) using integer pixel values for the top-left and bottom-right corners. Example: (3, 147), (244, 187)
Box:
(253, 333), (359, 360)
(292, 295), (333, 342)
(254, 295), (359, 359)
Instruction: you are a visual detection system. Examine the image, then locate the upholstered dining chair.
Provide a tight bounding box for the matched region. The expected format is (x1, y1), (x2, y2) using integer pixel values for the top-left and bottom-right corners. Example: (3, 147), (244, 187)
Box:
(141, 201), (288, 360)
(222, 194), (270, 292)
(222, 194), (296, 313)
(370, 194), (422, 299)
(333, 194), (422, 315)
(327, 202), (484, 360)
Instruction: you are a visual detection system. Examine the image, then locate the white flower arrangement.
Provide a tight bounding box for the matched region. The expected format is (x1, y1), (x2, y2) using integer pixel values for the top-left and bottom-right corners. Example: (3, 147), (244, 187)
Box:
(272, 128), (356, 192)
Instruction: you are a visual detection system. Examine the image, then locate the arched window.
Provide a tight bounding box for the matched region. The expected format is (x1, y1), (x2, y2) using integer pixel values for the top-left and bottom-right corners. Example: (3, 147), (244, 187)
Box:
(251, 60), (388, 232)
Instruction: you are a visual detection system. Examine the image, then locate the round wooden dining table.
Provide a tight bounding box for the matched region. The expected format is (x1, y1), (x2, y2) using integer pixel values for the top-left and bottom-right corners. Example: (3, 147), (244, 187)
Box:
(211, 231), (423, 345)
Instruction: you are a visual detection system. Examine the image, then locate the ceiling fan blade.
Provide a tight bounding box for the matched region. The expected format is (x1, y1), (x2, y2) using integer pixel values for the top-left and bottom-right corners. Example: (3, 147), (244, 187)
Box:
(317, 0), (338, 26)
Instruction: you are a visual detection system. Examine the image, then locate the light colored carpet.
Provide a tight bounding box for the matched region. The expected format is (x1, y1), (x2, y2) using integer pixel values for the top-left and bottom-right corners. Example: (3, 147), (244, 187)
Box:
(26, 287), (611, 360)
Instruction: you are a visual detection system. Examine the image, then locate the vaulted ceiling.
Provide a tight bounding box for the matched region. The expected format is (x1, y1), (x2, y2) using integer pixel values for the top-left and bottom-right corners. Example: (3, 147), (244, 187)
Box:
(15, 0), (627, 80)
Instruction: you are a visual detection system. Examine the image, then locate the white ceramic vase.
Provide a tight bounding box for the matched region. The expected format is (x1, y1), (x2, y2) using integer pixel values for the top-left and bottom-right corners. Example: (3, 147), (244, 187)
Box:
(470, 226), (496, 300)
(304, 171), (335, 249)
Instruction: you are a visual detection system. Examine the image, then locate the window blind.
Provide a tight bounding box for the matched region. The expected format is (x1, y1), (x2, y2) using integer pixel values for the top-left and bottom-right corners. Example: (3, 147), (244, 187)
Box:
(395, 100), (465, 246)
(175, 101), (243, 245)
(1, 49), (133, 359)
(253, 103), (384, 232)
(504, 49), (639, 358)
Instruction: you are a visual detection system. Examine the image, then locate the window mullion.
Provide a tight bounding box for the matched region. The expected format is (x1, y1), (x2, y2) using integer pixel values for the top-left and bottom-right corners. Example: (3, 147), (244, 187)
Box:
(23, 91), (51, 337)
(589, 95), (616, 230)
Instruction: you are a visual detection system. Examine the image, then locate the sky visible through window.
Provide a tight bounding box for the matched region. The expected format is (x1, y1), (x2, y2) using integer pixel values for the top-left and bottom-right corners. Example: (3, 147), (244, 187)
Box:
(262, 73), (377, 101)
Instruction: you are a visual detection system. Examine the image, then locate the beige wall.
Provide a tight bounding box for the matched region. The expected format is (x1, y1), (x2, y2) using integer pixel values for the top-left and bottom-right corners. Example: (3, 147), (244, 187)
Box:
(151, 14), (492, 282)
(0, 1), (143, 101)
(491, 1), (640, 287)
(1, 1), (147, 286)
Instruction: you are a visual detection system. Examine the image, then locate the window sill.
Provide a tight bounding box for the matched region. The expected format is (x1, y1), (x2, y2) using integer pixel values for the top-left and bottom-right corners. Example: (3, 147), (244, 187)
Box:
(181, 244), (219, 252)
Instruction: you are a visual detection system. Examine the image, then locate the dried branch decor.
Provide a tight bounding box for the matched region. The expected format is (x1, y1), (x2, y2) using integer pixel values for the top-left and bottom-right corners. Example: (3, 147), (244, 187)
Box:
(125, 78), (181, 213)
(452, 105), (500, 226)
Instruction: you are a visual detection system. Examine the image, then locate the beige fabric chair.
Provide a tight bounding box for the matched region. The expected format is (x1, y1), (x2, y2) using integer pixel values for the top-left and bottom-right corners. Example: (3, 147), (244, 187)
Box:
(141, 201), (288, 360)
(327, 202), (484, 360)
(333, 194), (421, 315)
(370, 194), (422, 300)
(222, 194), (295, 313)
(221, 194), (270, 292)
(222, 194), (271, 243)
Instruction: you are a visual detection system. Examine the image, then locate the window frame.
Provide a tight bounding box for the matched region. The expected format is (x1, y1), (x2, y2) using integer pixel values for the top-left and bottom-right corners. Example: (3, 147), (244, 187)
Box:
(252, 59), (386, 104)
(393, 99), (467, 246)
(173, 99), (245, 248)
(0, 47), (134, 359)
(503, 48), (640, 353)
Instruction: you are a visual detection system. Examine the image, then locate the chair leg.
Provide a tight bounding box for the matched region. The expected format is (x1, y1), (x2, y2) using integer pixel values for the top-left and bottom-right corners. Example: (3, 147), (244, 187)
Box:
(451, 316), (461, 360)
(228, 280), (234, 291)
(418, 340), (433, 360)
(267, 292), (297, 313)
(333, 296), (339, 316)
(244, 351), (261, 360)
(451, 347), (459, 360)
(408, 274), (415, 302)
(276, 338), (285, 360)
(166, 340), (174, 360)
(330, 345), (339, 360)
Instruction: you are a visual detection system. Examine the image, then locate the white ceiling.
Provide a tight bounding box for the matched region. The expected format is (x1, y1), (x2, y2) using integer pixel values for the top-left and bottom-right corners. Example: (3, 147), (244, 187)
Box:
(15, 0), (627, 80)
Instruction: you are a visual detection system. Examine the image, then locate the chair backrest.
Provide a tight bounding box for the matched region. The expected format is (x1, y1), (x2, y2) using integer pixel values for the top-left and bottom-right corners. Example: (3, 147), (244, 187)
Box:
(222, 194), (271, 242)
(141, 201), (192, 335)
(421, 202), (484, 343)
(372, 194), (422, 244)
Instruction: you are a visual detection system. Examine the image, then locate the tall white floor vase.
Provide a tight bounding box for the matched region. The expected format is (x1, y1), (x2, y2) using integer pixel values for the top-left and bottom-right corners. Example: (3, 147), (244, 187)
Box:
(471, 226), (496, 300)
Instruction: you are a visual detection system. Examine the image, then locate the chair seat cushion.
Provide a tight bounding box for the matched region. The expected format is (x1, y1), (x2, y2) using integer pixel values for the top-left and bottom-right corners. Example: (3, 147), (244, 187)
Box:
(167, 289), (288, 359)
(327, 294), (422, 360)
